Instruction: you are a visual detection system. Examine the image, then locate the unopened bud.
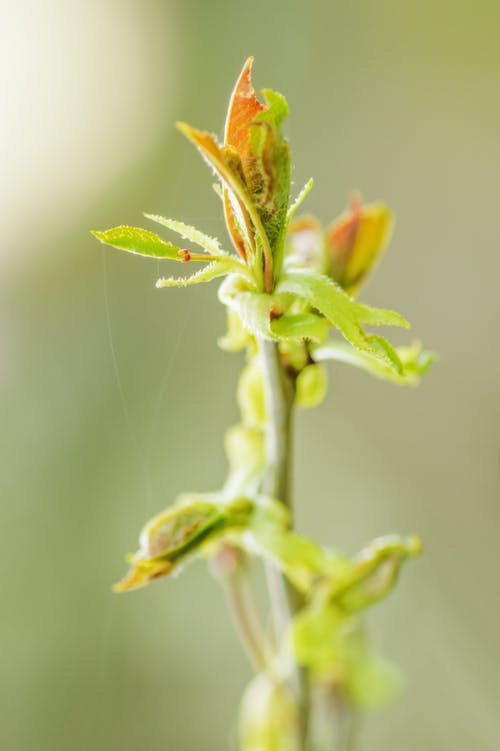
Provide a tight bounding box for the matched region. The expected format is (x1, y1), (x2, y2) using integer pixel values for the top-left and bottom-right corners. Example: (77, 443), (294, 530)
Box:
(325, 194), (393, 296)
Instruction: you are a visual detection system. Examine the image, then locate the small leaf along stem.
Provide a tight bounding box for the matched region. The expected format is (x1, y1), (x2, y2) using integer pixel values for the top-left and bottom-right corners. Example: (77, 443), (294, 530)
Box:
(258, 336), (310, 747)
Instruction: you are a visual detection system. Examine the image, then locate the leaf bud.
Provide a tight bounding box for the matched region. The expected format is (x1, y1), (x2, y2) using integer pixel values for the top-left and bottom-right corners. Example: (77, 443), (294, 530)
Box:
(295, 363), (327, 408)
(325, 193), (394, 296)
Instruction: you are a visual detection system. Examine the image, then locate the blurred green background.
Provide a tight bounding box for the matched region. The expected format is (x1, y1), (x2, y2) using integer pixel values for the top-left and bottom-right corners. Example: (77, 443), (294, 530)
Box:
(1, 0), (499, 749)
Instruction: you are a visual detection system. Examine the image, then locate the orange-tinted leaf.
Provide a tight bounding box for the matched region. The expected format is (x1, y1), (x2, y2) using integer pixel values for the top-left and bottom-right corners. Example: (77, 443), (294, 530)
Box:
(223, 58), (267, 259)
(177, 122), (256, 256)
(224, 60), (291, 270)
(221, 145), (254, 259)
(224, 57), (265, 169)
(113, 558), (174, 592)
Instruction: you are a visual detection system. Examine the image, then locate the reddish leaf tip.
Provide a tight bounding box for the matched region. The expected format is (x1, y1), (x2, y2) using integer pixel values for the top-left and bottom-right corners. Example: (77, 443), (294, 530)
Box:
(224, 58), (265, 152)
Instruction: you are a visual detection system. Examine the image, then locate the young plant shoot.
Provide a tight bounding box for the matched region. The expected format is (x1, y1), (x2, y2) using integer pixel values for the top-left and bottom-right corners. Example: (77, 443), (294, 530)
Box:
(93, 58), (433, 751)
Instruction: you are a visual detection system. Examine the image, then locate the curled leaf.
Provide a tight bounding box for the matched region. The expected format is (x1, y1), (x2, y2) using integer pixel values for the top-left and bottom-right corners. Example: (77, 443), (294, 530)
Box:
(328, 535), (422, 612)
(114, 496), (254, 592)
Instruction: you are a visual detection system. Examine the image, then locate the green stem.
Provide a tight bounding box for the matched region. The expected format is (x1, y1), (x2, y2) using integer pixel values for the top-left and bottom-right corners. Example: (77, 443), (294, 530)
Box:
(258, 338), (294, 503)
(308, 685), (357, 751)
(223, 562), (273, 672)
(331, 688), (358, 751)
(258, 336), (309, 748)
(212, 544), (272, 673)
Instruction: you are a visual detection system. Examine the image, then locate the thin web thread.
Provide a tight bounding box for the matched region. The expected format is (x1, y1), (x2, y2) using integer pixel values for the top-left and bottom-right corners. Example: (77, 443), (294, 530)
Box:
(145, 291), (194, 459)
(102, 249), (153, 515)
(102, 249), (195, 517)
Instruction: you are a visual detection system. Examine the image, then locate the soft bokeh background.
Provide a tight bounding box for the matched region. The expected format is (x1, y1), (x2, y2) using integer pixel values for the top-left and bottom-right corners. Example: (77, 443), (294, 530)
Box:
(1, 1), (499, 749)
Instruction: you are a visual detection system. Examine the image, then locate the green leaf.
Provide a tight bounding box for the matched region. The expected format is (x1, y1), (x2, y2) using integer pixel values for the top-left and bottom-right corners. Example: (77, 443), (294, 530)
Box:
(258, 88), (289, 128)
(249, 122), (291, 272)
(219, 276), (328, 343)
(277, 269), (409, 372)
(366, 335), (404, 374)
(92, 226), (182, 259)
(355, 302), (409, 328)
(396, 341), (436, 376)
(313, 339), (435, 385)
(270, 313), (329, 343)
(156, 259), (249, 288)
(252, 494), (291, 529)
(219, 276), (285, 338)
(286, 178), (314, 223)
(144, 214), (224, 256)
(219, 286), (284, 339)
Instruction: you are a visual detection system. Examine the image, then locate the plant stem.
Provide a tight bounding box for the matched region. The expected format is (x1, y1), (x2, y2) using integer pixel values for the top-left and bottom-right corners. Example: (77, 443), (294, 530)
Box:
(258, 336), (309, 747)
(221, 556), (273, 672)
(258, 338), (294, 503)
(331, 688), (358, 751)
